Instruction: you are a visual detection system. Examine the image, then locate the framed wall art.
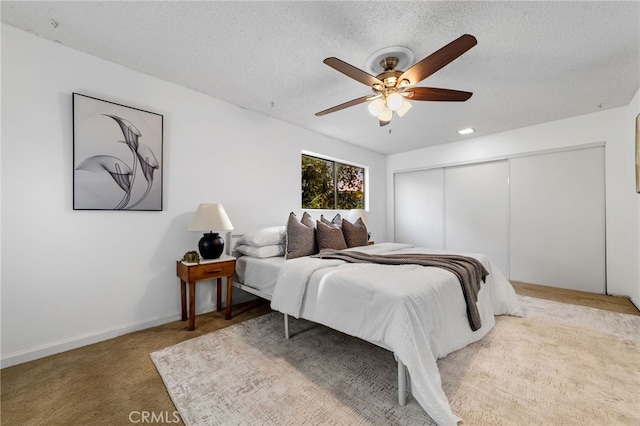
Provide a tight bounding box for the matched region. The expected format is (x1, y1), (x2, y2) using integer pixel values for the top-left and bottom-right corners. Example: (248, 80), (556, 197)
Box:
(73, 93), (163, 210)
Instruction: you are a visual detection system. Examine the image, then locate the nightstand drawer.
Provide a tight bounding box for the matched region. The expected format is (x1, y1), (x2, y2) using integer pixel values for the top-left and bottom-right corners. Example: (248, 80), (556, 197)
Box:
(189, 261), (235, 281)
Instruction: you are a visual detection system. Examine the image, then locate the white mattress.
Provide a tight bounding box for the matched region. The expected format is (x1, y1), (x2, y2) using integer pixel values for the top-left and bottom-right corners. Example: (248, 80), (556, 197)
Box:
(235, 256), (285, 295)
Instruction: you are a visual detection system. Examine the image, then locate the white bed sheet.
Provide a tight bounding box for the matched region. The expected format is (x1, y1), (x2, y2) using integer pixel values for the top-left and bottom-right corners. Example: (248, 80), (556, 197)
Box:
(271, 242), (523, 426)
(235, 255), (285, 295)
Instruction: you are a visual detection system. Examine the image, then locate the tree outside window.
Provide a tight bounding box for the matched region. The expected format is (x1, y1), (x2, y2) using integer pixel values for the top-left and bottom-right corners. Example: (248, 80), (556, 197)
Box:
(302, 154), (365, 209)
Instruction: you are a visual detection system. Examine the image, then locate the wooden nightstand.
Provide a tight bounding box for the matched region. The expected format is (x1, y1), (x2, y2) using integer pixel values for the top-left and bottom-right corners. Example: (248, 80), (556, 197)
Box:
(176, 255), (236, 331)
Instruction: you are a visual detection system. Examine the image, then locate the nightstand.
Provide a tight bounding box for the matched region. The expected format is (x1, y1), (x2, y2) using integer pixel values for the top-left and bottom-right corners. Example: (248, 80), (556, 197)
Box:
(176, 255), (236, 331)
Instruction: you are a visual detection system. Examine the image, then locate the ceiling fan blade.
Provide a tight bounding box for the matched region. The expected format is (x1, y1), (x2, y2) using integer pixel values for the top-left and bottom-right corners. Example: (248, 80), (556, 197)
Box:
(397, 34), (477, 86)
(323, 57), (384, 87)
(315, 95), (372, 116)
(407, 87), (473, 102)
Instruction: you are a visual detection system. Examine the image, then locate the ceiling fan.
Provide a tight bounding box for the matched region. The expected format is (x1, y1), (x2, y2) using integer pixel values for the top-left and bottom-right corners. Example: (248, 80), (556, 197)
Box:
(315, 34), (477, 126)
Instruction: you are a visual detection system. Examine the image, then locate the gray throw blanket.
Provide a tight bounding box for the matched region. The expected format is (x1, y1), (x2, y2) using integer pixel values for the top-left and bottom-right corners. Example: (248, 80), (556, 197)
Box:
(311, 250), (489, 331)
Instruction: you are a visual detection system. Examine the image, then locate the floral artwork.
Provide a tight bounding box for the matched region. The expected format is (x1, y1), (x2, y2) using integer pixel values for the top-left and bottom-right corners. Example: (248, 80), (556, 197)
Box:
(73, 93), (163, 210)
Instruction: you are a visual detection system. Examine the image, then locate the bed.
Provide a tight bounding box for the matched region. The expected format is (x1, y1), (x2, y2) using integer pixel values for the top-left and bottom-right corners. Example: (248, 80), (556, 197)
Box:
(234, 255), (284, 300)
(231, 227), (523, 426)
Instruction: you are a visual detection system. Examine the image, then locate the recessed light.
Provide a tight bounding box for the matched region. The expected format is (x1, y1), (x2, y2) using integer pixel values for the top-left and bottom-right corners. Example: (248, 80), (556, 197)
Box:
(457, 128), (475, 135)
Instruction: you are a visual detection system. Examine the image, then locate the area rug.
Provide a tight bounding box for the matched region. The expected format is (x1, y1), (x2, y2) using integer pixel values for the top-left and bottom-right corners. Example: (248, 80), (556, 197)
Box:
(150, 296), (640, 425)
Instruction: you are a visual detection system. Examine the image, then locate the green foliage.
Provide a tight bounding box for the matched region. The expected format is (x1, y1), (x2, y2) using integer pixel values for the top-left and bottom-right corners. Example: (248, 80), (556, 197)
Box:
(337, 163), (364, 209)
(181, 250), (201, 264)
(301, 154), (364, 209)
(302, 155), (334, 209)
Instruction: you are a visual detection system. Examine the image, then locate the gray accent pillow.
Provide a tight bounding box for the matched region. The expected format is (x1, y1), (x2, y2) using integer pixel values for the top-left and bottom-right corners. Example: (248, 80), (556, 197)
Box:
(342, 218), (368, 248)
(316, 220), (347, 251)
(285, 212), (316, 259)
(320, 213), (342, 227)
(301, 211), (318, 253)
(301, 211), (315, 228)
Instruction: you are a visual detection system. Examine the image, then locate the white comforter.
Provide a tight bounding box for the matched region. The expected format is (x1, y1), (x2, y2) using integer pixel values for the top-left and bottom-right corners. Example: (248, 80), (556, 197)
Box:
(271, 243), (523, 426)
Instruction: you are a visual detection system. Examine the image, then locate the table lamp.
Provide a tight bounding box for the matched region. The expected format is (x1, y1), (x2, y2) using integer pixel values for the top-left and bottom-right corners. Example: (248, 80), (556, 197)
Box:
(188, 203), (234, 259)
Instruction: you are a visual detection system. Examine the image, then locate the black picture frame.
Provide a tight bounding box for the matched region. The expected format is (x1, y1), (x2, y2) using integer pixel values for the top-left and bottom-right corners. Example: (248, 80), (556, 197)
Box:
(73, 93), (163, 211)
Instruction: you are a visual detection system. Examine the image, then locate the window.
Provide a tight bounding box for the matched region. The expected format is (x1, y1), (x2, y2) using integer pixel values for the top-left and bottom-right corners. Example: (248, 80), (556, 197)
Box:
(301, 154), (365, 209)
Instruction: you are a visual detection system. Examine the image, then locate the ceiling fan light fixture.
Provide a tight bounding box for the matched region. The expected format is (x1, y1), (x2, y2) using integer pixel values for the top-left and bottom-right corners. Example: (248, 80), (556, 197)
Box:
(316, 34), (477, 127)
(387, 93), (404, 111)
(397, 79), (410, 89)
(396, 99), (412, 117)
(378, 106), (393, 122)
(368, 98), (385, 116)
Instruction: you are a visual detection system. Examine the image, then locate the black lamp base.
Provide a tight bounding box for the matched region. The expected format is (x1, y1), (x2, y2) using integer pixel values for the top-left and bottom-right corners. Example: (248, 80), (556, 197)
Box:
(198, 232), (224, 259)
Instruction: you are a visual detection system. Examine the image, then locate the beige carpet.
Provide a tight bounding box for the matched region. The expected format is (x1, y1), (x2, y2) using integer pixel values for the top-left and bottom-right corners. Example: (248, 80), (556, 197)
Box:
(151, 296), (640, 425)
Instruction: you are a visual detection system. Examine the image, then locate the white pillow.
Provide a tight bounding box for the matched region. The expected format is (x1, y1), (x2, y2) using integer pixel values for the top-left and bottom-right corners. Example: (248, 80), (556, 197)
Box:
(238, 226), (286, 247)
(236, 244), (285, 258)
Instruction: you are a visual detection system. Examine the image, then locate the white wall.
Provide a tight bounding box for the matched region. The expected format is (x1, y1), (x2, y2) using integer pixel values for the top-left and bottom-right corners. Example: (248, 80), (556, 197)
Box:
(387, 91), (640, 308)
(0, 25), (387, 367)
(627, 89), (640, 304)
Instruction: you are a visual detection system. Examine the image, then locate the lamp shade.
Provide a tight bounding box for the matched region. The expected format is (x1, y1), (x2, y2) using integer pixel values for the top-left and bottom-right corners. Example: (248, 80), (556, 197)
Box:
(188, 203), (234, 259)
(387, 93), (404, 111)
(396, 99), (412, 117)
(368, 98), (385, 116)
(347, 209), (369, 226)
(378, 106), (393, 122)
(188, 203), (234, 232)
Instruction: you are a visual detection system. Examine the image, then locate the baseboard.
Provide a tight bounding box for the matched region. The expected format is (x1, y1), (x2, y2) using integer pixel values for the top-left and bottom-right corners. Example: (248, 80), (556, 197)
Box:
(0, 303), (220, 369)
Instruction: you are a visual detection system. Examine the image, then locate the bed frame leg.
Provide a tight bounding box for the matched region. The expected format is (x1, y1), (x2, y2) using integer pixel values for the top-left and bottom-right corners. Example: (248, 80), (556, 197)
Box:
(398, 358), (407, 406)
(284, 314), (290, 340)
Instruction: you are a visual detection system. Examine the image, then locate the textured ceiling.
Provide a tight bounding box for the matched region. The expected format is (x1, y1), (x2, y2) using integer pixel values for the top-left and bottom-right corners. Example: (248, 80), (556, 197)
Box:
(2, 1), (639, 155)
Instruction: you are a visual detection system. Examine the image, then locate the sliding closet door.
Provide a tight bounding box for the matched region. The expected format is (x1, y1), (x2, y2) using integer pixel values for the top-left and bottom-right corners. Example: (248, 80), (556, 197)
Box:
(394, 169), (444, 248)
(510, 147), (605, 293)
(444, 161), (510, 276)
